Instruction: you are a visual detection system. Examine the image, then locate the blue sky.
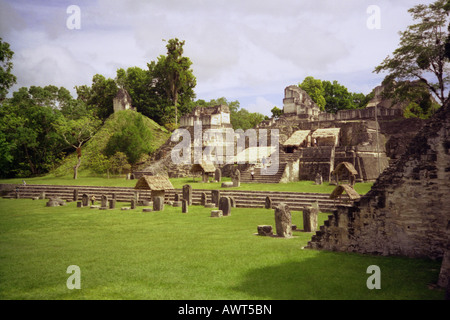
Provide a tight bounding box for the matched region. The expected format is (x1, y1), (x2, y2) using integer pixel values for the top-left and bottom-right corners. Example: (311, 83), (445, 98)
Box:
(0, 0), (435, 116)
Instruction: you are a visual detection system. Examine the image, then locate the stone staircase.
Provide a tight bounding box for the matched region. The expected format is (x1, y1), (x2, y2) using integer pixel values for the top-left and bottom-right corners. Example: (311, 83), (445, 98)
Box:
(240, 149), (302, 184)
(1, 184), (350, 213)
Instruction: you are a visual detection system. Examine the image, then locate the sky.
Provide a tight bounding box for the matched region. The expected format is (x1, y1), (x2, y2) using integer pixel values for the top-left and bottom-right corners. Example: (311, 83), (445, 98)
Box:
(0, 0), (436, 116)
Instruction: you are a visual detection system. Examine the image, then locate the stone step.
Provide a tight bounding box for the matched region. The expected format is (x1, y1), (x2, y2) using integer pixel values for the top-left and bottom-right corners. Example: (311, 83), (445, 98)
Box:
(2, 184), (351, 212)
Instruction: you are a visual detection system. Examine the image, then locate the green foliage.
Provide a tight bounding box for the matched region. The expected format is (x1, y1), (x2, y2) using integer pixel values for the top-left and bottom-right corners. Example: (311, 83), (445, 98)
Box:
(76, 74), (118, 121)
(0, 87), (69, 177)
(374, 0), (450, 106)
(108, 151), (130, 175)
(299, 76), (326, 111)
(194, 97), (266, 130)
(87, 153), (110, 175)
(270, 106), (283, 119)
(299, 77), (372, 114)
(149, 38), (197, 124)
(104, 112), (154, 165)
(0, 38), (17, 101)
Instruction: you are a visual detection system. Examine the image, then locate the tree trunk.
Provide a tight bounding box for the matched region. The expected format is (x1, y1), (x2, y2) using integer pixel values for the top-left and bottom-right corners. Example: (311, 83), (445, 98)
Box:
(73, 156), (81, 180)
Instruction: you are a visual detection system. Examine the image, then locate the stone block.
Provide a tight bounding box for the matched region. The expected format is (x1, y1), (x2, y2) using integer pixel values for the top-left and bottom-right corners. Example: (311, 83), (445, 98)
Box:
(221, 182), (233, 188)
(77, 201), (82, 208)
(257, 225), (273, 236)
(172, 201), (182, 207)
(303, 206), (319, 232)
(211, 210), (223, 218)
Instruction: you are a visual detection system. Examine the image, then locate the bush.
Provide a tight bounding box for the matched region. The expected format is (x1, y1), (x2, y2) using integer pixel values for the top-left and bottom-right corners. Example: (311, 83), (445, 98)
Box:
(104, 113), (154, 165)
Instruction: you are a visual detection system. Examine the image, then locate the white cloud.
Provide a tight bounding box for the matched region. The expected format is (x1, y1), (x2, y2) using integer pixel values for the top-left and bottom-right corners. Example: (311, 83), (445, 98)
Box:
(2, 0), (439, 114)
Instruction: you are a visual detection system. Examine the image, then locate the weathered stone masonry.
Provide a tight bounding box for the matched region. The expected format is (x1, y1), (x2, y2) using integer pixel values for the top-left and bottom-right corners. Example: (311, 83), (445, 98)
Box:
(307, 99), (450, 262)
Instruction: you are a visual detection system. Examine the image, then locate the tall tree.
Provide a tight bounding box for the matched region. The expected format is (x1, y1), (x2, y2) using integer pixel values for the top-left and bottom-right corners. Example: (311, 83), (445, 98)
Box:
(374, 0), (450, 106)
(54, 114), (101, 179)
(0, 38), (17, 101)
(149, 39), (196, 124)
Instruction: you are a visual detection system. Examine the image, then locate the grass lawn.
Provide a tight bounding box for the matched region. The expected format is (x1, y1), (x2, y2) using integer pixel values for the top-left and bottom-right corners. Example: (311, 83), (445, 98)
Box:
(0, 198), (443, 300)
(0, 174), (374, 195)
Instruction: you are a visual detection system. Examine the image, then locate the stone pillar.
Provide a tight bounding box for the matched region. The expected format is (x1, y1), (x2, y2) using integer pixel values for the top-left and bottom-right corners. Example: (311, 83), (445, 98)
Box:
(182, 199), (188, 213)
(174, 193), (180, 201)
(82, 194), (89, 207)
(211, 190), (220, 206)
(101, 195), (108, 208)
(183, 184), (192, 205)
(219, 196), (231, 216)
(109, 199), (116, 209)
(201, 192), (207, 206)
(274, 203), (292, 238)
(232, 169), (240, 187)
(73, 189), (79, 201)
(265, 196), (272, 209)
(315, 173), (323, 185)
(131, 199), (136, 209)
(229, 196), (236, 208)
(153, 196), (164, 211)
(214, 168), (222, 182)
(303, 205), (319, 232)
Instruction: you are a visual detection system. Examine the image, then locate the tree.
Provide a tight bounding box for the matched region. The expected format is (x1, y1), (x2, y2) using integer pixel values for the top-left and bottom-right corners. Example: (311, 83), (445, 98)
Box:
(271, 106), (283, 119)
(0, 38), (17, 101)
(298, 76), (326, 111)
(115, 66), (168, 125)
(321, 80), (356, 113)
(54, 114), (101, 179)
(374, 0), (450, 106)
(76, 74), (118, 121)
(149, 39), (197, 124)
(298, 76), (371, 113)
(0, 87), (67, 177)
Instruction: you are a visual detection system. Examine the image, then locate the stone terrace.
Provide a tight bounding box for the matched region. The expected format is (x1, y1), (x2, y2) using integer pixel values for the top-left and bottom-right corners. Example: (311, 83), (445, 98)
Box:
(1, 184), (351, 213)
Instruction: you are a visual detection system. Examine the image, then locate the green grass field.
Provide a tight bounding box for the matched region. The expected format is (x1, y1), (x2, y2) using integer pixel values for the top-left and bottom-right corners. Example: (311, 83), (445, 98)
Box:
(0, 198), (444, 300)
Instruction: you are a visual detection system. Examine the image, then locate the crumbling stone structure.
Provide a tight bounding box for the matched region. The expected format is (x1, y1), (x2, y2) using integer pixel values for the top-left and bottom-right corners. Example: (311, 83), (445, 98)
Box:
(256, 84), (426, 182)
(113, 88), (135, 113)
(307, 99), (450, 288)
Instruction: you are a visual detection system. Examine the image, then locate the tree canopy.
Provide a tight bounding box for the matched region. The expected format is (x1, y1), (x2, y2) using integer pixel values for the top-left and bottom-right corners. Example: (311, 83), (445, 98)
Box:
(374, 0), (450, 107)
(298, 77), (372, 114)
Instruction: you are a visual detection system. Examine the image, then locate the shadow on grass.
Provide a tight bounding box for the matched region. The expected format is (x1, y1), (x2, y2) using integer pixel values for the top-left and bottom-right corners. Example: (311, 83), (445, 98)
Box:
(231, 250), (444, 300)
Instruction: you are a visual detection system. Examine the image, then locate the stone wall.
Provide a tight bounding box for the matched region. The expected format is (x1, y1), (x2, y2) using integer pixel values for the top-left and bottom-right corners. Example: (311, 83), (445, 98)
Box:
(307, 100), (450, 261)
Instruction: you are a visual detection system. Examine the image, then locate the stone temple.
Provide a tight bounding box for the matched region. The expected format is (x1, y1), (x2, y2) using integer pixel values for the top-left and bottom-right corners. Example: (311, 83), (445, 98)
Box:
(137, 84), (427, 183)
